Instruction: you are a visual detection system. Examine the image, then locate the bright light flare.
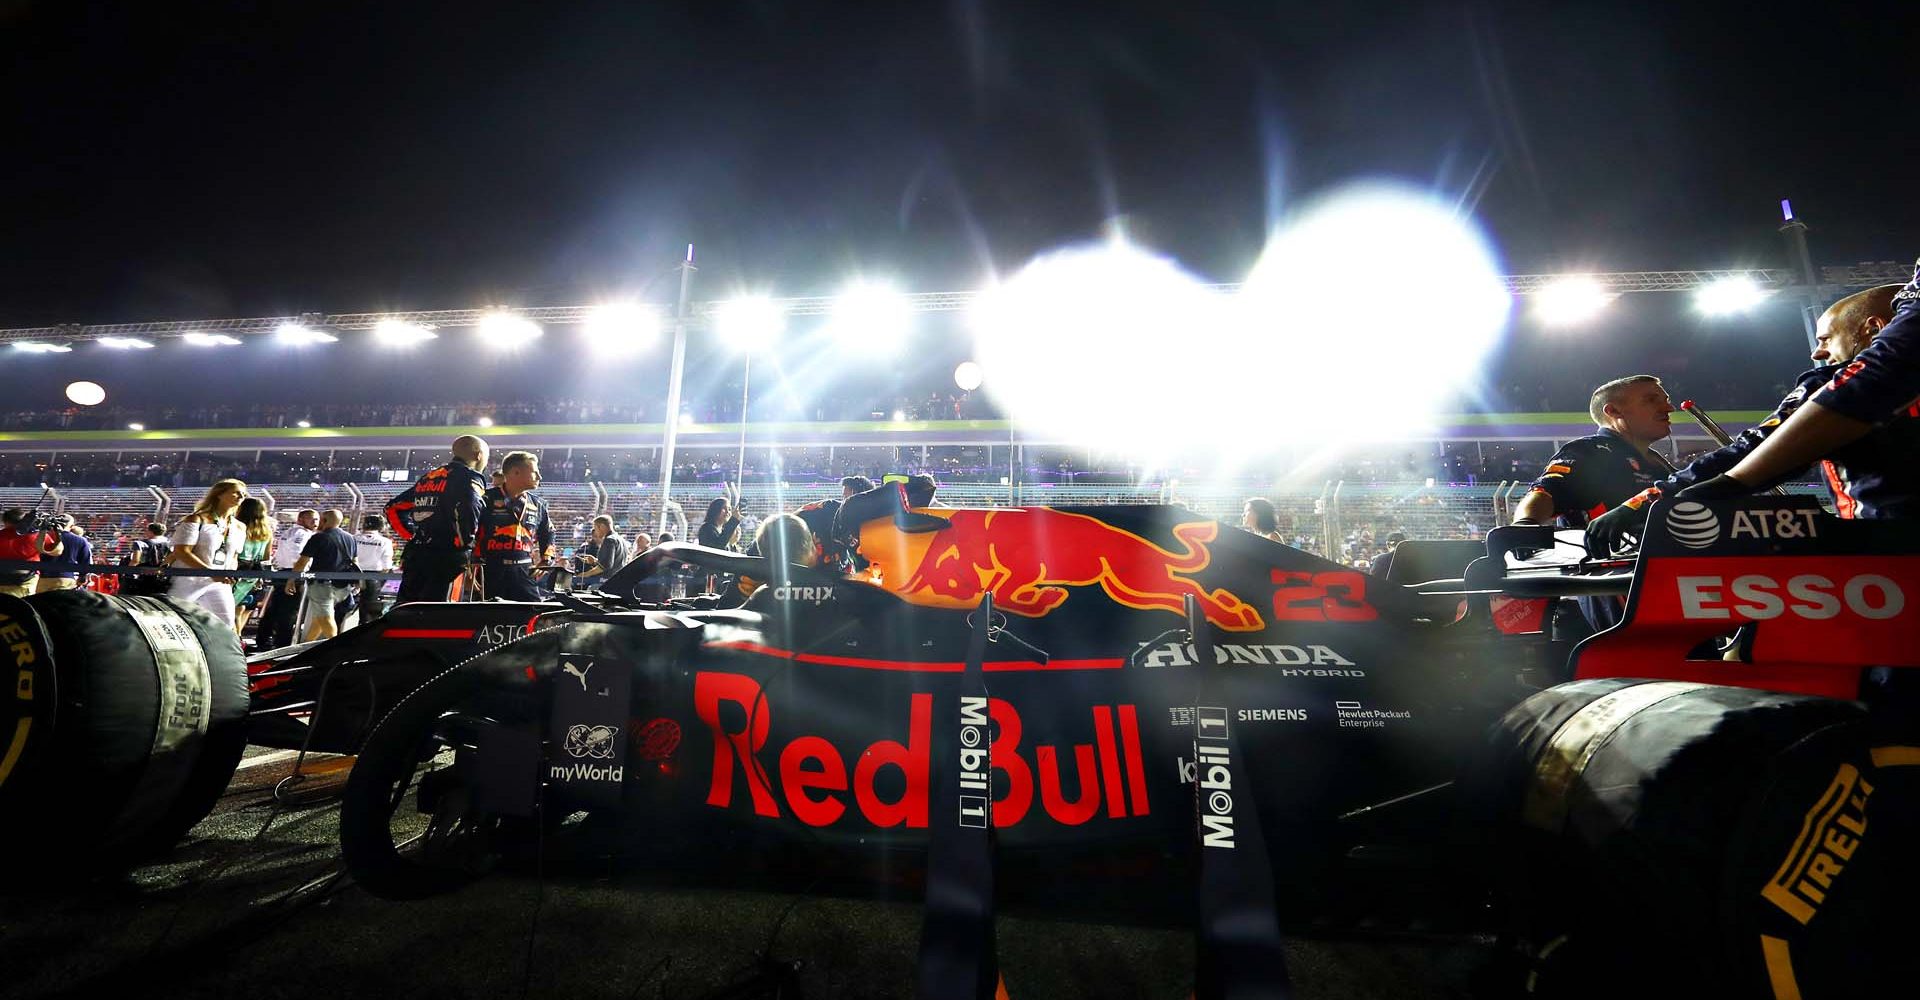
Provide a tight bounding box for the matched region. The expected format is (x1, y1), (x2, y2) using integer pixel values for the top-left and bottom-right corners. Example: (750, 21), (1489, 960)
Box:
(971, 241), (1227, 454)
(1238, 183), (1511, 442)
(1694, 276), (1771, 316)
(296, 419), (313, 428)
(183, 332), (242, 347)
(1532, 276), (1615, 326)
(374, 319), (438, 346)
(477, 312), (542, 349)
(715, 297), (786, 352)
(65, 381), (106, 406)
(276, 322), (338, 345)
(477, 416), (495, 428)
(127, 423), (145, 431)
(828, 282), (913, 353)
(11, 341), (72, 353)
(954, 361), (984, 391)
(98, 337), (154, 350)
(582, 303), (662, 356)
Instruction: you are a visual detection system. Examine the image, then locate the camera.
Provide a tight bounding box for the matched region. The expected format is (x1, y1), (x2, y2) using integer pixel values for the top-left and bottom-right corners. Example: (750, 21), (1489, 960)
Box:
(2, 507), (64, 534)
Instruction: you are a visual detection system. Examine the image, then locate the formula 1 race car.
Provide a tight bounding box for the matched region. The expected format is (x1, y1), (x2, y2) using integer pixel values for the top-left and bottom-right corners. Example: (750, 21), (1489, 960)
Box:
(294, 486), (1916, 998)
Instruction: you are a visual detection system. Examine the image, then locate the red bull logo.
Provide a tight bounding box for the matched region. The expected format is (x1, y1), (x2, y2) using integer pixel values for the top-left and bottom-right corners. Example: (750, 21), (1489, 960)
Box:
(861, 507), (1265, 631)
(694, 671), (1151, 829)
(484, 521), (536, 555)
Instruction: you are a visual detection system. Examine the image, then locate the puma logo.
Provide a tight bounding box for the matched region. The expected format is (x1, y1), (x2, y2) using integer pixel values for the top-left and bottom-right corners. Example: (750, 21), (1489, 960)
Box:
(562, 660), (591, 692)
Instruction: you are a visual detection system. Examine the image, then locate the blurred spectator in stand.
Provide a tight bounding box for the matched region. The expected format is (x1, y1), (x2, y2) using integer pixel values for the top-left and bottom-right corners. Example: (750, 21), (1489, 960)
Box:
(697, 492), (742, 551)
(35, 514), (90, 592)
(1240, 497), (1284, 542)
(1369, 532), (1408, 577)
(905, 474), (939, 507)
(340, 514), (394, 629)
(289, 509), (354, 642)
(258, 508), (317, 649)
(574, 515), (631, 589)
(167, 480), (247, 627)
(231, 497), (274, 638)
(121, 523), (173, 595)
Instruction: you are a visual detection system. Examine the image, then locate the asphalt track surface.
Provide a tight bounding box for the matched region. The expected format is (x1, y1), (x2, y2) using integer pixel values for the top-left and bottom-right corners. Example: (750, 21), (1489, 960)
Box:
(0, 747), (1492, 1000)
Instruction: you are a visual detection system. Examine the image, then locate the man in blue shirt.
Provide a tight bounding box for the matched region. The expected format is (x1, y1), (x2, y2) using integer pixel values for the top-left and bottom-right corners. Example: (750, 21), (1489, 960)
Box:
(35, 514), (92, 593)
(1681, 259), (1920, 501)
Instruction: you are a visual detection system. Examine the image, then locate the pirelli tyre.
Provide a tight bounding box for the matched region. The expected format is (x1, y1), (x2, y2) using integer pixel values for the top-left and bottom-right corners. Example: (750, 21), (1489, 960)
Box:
(0, 590), (248, 870)
(1483, 678), (1917, 999)
(340, 625), (564, 900)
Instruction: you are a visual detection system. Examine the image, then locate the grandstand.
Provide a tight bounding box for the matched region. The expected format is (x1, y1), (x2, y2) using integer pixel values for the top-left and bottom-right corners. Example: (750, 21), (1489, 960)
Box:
(17, 472), (1830, 572)
(1, 387), (1835, 573)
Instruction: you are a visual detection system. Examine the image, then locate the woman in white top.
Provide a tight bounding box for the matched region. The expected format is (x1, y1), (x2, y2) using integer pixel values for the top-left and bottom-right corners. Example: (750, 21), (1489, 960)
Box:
(168, 479), (248, 627)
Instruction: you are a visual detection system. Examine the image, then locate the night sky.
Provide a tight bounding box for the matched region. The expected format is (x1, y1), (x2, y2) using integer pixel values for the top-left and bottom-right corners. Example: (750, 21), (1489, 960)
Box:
(4, 0), (1915, 327)
(0, 0), (1916, 423)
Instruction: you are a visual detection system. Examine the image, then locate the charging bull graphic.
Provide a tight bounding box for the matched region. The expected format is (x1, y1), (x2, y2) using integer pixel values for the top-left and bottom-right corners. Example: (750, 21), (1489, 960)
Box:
(483, 522), (537, 558)
(860, 508), (1266, 631)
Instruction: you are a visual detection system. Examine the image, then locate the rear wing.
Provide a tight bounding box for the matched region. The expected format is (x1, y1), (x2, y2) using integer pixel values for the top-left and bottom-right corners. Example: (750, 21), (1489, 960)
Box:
(1572, 496), (1920, 698)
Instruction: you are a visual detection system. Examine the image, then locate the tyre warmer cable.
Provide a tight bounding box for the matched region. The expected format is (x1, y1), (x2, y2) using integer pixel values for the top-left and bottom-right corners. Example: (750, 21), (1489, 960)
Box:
(915, 592), (1007, 1000)
(1187, 593), (1293, 1000)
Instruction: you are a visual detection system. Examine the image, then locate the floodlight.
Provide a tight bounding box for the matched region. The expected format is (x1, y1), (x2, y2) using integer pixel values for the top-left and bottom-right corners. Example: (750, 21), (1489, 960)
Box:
(678, 412), (696, 427)
(374, 319), (437, 346)
(1236, 183), (1511, 444)
(183, 332), (242, 346)
(65, 381), (106, 406)
(892, 410), (906, 422)
(954, 361), (984, 391)
(12, 341), (72, 353)
(127, 423), (145, 431)
(98, 337), (154, 350)
(714, 297), (786, 352)
(1532, 276), (1615, 326)
(828, 282), (913, 352)
(1694, 276), (1771, 316)
(582, 303), (662, 356)
(970, 241), (1225, 455)
(276, 322), (337, 345)
(477, 416), (495, 428)
(296, 419), (313, 428)
(477, 312), (542, 348)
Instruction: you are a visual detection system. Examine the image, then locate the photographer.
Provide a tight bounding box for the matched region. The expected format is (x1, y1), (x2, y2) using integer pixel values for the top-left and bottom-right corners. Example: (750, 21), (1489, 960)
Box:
(34, 514), (90, 592)
(0, 508), (64, 598)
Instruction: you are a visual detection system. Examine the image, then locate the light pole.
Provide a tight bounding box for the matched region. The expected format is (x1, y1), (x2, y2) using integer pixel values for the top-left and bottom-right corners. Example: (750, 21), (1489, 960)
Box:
(735, 354), (752, 495)
(655, 244), (696, 538)
(713, 296), (785, 499)
(1778, 200), (1821, 352)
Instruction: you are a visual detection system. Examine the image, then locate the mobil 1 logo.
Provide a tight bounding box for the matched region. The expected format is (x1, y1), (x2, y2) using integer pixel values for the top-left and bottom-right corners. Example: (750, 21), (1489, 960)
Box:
(956, 695), (990, 828)
(1195, 706), (1236, 849)
(547, 652), (630, 808)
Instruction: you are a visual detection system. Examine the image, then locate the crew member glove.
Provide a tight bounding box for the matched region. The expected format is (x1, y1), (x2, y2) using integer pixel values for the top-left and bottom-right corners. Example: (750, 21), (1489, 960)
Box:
(1585, 487), (1660, 556)
(1674, 473), (1750, 504)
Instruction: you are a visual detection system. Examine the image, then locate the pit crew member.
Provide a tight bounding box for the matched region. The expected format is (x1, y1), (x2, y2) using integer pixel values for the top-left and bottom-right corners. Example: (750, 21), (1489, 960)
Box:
(386, 435), (489, 605)
(1588, 283), (1915, 553)
(794, 475), (873, 572)
(1683, 259), (1920, 501)
(286, 509), (356, 642)
(1512, 375), (1678, 631)
(1514, 375), (1678, 528)
(475, 450), (553, 602)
